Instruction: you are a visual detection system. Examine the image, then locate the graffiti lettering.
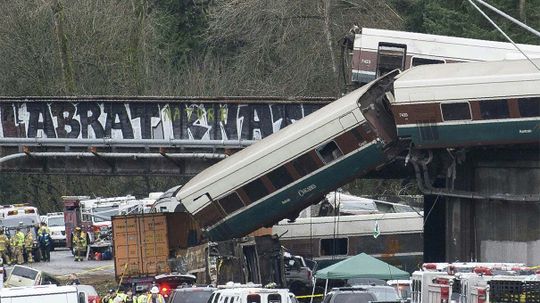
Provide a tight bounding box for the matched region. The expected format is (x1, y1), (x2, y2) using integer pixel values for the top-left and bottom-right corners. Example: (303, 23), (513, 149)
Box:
(0, 101), (323, 141)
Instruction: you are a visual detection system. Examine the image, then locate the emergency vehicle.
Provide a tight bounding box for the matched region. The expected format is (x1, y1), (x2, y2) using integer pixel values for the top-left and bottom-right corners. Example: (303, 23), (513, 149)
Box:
(412, 263), (536, 303)
(43, 212), (66, 248)
(0, 204), (40, 223)
(63, 195), (142, 251)
(209, 283), (298, 303)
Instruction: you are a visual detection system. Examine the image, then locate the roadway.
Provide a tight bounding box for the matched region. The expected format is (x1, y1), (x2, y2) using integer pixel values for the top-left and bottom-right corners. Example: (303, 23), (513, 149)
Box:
(5, 248), (114, 282)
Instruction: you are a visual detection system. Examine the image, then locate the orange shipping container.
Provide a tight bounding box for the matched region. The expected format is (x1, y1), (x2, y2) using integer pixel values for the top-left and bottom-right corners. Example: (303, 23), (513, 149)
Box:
(112, 212), (201, 280)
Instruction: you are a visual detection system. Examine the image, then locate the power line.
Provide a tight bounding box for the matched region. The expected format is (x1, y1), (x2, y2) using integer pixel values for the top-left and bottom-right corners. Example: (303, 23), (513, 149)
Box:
(468, 0), (540, 71)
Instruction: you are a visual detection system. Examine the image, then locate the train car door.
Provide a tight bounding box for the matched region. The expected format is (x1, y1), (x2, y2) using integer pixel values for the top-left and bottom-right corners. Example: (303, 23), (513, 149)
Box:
(376, 42), (407, 77)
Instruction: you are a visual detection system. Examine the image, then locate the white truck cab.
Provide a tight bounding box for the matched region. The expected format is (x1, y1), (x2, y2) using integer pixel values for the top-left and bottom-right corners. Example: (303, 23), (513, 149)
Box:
(210, 283), (297, 303)
(44, 212), (66, 248)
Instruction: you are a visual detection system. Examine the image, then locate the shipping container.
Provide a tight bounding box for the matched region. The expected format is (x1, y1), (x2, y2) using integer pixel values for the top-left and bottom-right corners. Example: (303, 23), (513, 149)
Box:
(112, 212), (201, 281)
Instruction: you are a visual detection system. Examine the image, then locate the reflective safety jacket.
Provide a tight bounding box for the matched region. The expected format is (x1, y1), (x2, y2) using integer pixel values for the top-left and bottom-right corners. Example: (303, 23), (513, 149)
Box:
(39, 226), (51, 235)
(15, 231), (25, 247)
(143, 294), (165, 303)
(0, 234), (9, 251)
(73, 232), (87, 248)
(25, 232), (34, 247)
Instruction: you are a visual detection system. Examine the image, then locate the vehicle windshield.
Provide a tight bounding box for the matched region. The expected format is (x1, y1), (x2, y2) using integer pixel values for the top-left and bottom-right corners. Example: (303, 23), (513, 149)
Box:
(172, 291), (214, 303)
(47, 216), (64, 227)
(333, 293), (375, 303)
(92, 206), (119, 223)
(369, 288), (400, 301)
(2, 216), (38, 227)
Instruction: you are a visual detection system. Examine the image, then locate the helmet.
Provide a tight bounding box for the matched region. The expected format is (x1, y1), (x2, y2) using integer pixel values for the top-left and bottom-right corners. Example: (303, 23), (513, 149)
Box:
(151, 286), (159, 294)
(75, 227), (81, 231)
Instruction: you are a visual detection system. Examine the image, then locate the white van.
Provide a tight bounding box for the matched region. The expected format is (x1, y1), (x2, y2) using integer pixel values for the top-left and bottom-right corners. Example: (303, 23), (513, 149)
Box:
(210, 284), (297, 303)
(0, 285), (81, 303)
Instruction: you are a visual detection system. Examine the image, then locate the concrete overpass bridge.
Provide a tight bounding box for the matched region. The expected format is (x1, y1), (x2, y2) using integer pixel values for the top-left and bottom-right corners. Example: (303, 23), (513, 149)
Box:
(1, 96), (538, 265)
(0, 96), (332, 175)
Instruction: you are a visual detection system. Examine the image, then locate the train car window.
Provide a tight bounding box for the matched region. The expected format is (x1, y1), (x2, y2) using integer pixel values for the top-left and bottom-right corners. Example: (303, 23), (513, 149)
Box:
(411, 57), (445, 67)
(291, 153), (318, 177)
(217, 192), (244, 214)
(479, 100), (509, 120)
(247, 294), (261, 303)
(441, 102), (471, 121)
(268, 294), (281, 303)
(194, 204), (222, 227)
(320, 238), (348, 256)
(267, 166), (294, 190)
(350, 126), (365, 143)
(518, 97), (540, 117)
(243, 178), (269, 203)
(376, 43), (407, 77)
(316, 141), (343, 164)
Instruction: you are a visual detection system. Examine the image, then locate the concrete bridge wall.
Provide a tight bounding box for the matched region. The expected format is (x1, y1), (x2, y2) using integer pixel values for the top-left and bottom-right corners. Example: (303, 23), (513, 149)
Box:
(442, 147), (540, 264)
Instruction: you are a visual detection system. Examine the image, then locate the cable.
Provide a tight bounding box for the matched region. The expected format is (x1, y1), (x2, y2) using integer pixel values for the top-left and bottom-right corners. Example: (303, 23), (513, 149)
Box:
(474, 0), (540, 38)
(423, 195), (440, 228)
(468, 0), (540, 71)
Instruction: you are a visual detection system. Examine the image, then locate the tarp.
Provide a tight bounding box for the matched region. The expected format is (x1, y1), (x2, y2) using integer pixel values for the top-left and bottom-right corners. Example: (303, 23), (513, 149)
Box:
(315, 253), (410, 280)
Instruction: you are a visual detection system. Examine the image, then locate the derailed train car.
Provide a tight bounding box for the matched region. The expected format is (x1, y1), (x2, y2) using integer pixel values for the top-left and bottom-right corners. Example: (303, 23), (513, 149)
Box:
(164, 71), (402, 241)
(390, 58), (540, 148)
(163, 59), (540, 243)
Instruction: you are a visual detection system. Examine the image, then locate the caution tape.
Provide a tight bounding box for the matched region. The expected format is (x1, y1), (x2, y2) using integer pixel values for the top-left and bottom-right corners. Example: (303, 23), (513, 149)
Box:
(295, 294), (324, 299)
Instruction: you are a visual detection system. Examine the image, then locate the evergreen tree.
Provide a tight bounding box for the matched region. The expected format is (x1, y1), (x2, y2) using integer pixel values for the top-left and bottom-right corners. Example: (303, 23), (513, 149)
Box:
(394, 0), (540, 44)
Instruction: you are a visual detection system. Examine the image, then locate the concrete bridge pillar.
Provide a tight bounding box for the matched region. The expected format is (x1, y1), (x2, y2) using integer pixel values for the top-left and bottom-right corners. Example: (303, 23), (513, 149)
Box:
(443, 147), (540, 264)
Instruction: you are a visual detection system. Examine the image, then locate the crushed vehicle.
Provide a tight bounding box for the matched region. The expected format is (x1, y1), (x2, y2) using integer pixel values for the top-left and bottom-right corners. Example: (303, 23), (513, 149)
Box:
(4, 265), (60, 288)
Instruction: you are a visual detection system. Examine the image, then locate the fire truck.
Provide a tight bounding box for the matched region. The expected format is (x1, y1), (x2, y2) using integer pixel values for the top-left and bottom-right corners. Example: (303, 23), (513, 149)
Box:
(412, 263), (537, 303)
(62, 195), (143, 253)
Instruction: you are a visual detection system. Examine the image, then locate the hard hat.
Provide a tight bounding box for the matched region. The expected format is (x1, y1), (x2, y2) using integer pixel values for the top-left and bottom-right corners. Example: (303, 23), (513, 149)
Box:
(75, 227), (81, 230)
(18, 222), (23, 226)
(151, 286), (159, 294)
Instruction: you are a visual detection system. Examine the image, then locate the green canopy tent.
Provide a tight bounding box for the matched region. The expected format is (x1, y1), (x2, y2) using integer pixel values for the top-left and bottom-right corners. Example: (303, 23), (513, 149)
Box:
(310, 253), (410, 302)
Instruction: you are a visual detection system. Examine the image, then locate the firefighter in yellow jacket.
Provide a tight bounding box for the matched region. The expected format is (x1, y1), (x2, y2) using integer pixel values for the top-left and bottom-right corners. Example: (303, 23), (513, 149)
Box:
(24, 228), (34, 263)
(139, 287), (165, 303)
(0, 230), (11, 265)
(73, 227), (88, 261)
(13, 227), (25, 264)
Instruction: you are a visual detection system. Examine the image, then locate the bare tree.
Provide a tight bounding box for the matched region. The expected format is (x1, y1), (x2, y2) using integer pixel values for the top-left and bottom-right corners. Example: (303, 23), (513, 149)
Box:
(203, 0), (403, 97)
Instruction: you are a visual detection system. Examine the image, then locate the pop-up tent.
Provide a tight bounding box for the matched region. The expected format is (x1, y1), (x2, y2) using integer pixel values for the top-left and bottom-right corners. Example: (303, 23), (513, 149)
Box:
(315, 253), (410, 280)
(310, 253), (410, 301)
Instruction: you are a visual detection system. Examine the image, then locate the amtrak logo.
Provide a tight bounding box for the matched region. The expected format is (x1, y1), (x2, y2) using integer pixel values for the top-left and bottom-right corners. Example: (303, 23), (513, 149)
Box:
(298, 184), (317, 197)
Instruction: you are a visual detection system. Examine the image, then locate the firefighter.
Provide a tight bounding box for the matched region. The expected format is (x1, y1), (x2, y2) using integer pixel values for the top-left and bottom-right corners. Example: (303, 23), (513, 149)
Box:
(125, 289), (137, 303)
(39, 228), (52, 262)
(73, 227), (87, 262)
(0, 230), (11, 265)
(24, 228), (34, 263)
(102, 289), (116, 303)
(13, 227), (25, 264)
(142, 286), (165, 303)
(136, 291), (149, 303)
(39, 222), (50, 235)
